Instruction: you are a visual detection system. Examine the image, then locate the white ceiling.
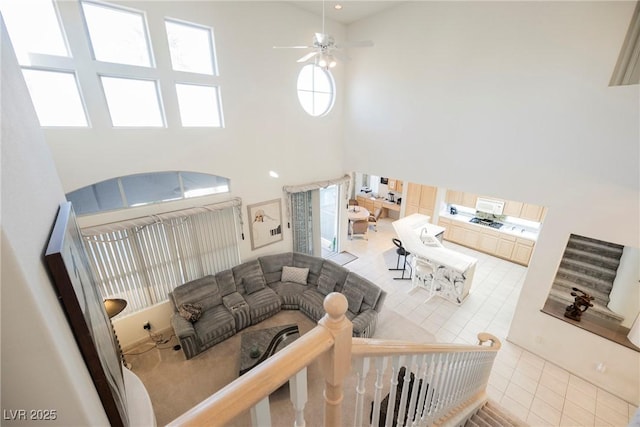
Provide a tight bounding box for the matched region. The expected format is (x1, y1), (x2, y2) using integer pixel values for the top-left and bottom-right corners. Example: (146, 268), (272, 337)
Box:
(289, 1), (404, 25)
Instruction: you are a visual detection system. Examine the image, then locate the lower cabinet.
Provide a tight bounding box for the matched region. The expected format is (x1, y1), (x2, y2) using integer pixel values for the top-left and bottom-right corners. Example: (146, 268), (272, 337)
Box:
(512, 238), (534, 265)
(439, 218), (534, 266)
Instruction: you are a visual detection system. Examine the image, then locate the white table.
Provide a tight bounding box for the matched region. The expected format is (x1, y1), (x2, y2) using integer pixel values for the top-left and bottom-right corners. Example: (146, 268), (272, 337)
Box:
(347, 207), (370, 237)
(347, 207), (369, 221)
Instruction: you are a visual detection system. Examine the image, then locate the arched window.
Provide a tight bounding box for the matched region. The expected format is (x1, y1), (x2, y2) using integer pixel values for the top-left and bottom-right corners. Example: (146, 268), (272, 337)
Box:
(66, 171), (230, 215)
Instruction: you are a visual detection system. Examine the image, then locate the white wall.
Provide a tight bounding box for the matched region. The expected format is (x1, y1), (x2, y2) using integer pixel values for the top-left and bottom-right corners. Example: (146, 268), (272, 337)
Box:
(41, 2), (348, 347)
(343, 1), (639, 404)
(47, 2), (347, 258)
(0, 20), (108, 425)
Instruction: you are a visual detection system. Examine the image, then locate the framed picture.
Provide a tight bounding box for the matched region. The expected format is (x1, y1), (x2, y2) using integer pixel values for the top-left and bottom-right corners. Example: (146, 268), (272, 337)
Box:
(247, 199), (283, 250)
(45, 202), (128, 427)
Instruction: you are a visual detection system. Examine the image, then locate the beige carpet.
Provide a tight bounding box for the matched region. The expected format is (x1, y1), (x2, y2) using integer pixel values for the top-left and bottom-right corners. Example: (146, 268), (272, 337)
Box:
(127, 308), (434, 426)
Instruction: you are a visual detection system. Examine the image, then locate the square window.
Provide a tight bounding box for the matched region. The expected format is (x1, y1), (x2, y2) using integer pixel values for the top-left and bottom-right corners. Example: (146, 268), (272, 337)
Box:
(22, 69), (88, 127)
(0, 0), (69, 64)
(82, 1), (152, 67)
(165, 20), (215, 75)
(100, 76), (164, 127)
(175, 83), (222, 127)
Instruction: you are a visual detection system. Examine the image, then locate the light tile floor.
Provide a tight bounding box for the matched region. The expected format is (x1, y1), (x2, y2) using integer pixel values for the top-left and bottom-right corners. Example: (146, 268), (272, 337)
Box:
(340, 218), (637, 426)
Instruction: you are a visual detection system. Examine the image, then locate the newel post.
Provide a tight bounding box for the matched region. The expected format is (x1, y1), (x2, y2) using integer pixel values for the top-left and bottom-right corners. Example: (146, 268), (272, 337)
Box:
(318, 292), (353, 427)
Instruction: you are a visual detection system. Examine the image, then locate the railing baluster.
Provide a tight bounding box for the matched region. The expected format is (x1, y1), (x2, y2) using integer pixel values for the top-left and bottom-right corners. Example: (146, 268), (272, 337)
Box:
(370, 356), (387, 427)
(250, 396), (271, 427)
(353, 357), (370, 427)
(396, 355), (413, 427)
(385, 355), (402, 427)
(412, 354), (430, 427)
(289, 367), (307, 427)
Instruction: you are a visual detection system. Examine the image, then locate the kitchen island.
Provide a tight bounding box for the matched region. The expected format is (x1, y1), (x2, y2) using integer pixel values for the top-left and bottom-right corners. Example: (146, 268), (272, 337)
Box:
(393, 214), (478, 304)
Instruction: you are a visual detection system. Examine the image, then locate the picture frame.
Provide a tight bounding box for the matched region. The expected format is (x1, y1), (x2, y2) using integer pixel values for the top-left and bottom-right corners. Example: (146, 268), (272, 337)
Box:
(247, 199), (283, 250)
(45, 202), (128, 427)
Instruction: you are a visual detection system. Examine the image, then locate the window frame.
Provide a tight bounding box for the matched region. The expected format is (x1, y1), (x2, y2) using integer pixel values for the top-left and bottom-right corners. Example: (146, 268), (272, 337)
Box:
(296, 63), (336, 117)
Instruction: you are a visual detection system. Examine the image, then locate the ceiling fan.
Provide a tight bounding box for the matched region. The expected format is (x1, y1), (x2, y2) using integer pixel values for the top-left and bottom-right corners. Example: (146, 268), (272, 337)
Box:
(273, 1), (374, 69)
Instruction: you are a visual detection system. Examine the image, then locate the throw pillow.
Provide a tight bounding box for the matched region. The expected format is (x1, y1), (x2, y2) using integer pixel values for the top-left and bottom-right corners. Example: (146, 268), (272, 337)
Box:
(281, 266), (309, 285)
(317, 275), (336, 296)
(342, 287), (364, 314)
(179, 303), (203, 323)
(243, 276), (266, 295)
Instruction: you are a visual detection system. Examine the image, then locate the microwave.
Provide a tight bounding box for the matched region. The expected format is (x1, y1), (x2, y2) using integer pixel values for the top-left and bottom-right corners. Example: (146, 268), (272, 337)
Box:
(475, 198), (505, 215)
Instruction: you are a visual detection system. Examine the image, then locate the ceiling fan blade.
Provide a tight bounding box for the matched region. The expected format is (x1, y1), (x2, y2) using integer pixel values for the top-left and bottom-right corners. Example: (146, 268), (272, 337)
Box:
(297, 51), (320, 63)
(273, 45), (314, 49)
(335, 40), (374, 49)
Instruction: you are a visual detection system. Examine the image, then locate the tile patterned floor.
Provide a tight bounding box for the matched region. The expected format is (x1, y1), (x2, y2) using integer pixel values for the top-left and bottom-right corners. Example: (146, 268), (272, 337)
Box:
(341, 218), (637, 426)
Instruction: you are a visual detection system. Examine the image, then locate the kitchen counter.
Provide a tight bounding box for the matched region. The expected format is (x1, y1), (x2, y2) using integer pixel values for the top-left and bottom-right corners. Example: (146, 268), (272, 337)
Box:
(439, 211), (539, 241)
(393, 214), (478, 304)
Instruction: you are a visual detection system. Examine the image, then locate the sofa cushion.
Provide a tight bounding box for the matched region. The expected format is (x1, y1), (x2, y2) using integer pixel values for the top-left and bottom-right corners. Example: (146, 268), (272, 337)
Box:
(194, 305), (236, 347)
(243, 276), (266, 295)
(269, 281), (307, 308)
(317, 274), (336, 296)
(344, 272), (383, 312)
(215, 269), (237, 297)
(318, 260), (350, 292)
(259, 252), (294, 284)
(172, 275), (222, 311)
(293, 253), (325, 285)
(299, 289), (326, 322)
(342, 286), (364, 314)
(243, 287), (281, 324)
(233, 260), (266, 294)
(281, 266), (309, 285)
(178, 303), (203, 323)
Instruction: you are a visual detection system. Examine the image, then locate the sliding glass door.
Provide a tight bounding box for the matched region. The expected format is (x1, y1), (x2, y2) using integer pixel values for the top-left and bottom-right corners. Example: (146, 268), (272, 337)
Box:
(319, 185), (339, 258)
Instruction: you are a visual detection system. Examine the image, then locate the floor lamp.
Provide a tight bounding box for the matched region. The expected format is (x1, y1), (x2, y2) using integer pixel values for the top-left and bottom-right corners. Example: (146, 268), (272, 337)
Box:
(104, 298), (131, 369)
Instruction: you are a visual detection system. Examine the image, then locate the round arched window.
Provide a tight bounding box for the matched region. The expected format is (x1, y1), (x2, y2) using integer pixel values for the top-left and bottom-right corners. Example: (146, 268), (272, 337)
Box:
(296, 64), (335, 117)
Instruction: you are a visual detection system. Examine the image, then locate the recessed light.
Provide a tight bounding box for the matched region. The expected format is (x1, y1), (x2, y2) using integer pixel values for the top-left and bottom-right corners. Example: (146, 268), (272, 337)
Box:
(334, 4), (343, 10)
(269, 170), (279, 178)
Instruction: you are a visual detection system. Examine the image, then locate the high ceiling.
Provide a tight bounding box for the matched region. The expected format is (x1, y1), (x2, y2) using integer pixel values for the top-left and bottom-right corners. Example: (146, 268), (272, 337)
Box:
(289, 1), (404, 24)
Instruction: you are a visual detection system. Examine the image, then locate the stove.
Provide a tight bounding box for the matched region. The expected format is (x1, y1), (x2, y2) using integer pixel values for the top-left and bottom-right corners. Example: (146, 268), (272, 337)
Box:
(469, 217), (503, 229)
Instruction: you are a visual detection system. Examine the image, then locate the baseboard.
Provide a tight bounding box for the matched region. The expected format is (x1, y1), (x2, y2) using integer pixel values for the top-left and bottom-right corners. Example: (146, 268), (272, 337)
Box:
(122, 327), (174, 352)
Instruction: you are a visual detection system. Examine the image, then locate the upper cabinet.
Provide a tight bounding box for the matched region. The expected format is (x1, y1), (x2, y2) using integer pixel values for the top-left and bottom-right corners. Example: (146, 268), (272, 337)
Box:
(445, 190), (463, 205)
(502, 200), (524, 217)
(388, 179), (403, 193)
(520, 203), (545, 222)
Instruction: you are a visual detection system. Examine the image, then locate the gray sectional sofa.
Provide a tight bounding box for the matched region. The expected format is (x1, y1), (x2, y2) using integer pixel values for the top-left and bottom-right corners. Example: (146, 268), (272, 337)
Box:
(169, 252), (386, 359)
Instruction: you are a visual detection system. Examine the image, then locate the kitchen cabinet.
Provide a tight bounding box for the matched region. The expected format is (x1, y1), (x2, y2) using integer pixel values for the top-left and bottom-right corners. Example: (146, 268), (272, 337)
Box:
(388, 178), (403, 193)
(445, 190), (463, 205)
(363, 198), (374, 212)
(512, 238), (534, 265)
(502, 200), (523, 217)
(520, 203), (543, 222)
(478, 230), (499, 254)
(496, 235), (516, 259)
(441, 216), (535, 266)
(461, 192), (478, 209)
(418, 185), (437, 217)
(404, 183), (436, 219)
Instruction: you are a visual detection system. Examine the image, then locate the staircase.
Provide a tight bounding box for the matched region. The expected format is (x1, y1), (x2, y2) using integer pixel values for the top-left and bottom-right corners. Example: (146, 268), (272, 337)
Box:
(548, 234), (624, 322)
(169, 294), (521, 427)
(465, 401), (526, 427)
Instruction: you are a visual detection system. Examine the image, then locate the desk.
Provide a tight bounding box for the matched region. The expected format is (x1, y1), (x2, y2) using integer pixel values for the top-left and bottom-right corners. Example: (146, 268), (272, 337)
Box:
(393, 214), (478, 304)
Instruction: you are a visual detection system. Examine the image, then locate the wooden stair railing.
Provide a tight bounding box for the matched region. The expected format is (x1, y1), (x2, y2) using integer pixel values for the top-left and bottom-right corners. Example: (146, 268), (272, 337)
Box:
(169, 293), (502, 427)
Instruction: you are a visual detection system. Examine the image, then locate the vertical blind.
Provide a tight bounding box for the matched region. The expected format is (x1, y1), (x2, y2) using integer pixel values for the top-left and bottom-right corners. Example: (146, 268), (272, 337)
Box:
(83, 206), (241, 315)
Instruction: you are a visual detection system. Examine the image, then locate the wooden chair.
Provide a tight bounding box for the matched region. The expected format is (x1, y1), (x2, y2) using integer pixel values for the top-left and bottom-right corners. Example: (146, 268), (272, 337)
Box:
(351, 219), (369, 240)
(368, 207), (383, 231)
(348, 198), (359, 208)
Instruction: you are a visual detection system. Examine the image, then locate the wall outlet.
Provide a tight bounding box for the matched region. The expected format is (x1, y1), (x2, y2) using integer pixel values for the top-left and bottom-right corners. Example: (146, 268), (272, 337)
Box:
(143, 321), (151, 330)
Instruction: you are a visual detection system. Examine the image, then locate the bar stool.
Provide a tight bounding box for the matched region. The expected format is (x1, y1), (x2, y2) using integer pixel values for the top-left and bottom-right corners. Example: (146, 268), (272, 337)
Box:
(389, 238), (412, 280)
